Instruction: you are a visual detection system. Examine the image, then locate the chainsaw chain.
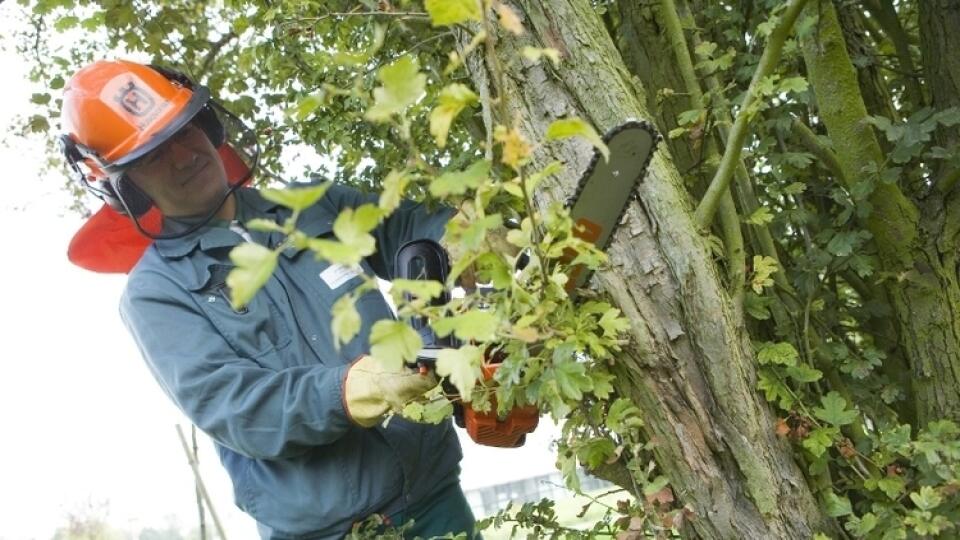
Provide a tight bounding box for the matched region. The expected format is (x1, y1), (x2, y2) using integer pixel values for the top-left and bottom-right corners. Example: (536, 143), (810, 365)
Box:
(566, 118), (661, 252)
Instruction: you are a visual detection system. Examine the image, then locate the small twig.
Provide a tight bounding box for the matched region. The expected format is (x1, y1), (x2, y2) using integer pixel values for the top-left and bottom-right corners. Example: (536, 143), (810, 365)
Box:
(176, 425), (228, 540)
(198, 32), (237, 79)
(192, 426), (207, 540)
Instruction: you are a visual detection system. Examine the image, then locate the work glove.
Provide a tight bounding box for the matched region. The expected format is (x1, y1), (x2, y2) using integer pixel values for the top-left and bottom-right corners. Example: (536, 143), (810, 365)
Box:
(343, 355), (439, 427)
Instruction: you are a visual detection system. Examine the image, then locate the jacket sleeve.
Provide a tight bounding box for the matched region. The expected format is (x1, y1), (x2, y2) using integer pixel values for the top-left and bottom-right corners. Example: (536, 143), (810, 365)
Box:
(120, 270), (353, 460)
(323, 183), (456, 279)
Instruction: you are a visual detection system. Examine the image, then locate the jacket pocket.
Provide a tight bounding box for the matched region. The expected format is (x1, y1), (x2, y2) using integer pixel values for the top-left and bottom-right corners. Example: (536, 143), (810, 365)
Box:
(192, 264), (292, 360)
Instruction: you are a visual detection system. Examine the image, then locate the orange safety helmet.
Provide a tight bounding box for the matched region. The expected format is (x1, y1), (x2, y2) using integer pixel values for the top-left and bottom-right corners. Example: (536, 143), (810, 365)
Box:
(60, 60), (226, 218)
(60, 60), (258, 272)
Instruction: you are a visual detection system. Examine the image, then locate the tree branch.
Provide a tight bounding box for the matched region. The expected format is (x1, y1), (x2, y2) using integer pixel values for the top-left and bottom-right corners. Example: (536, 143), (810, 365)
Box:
(790, 118), (845, 182)
(659, 0), (745, 297)
(198, 31), (237, 79)
(862, 0), (923, 107)
(694, 0), (810, 229)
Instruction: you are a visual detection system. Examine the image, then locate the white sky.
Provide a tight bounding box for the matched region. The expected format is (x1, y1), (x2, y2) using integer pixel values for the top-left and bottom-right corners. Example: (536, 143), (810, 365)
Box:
(0, 11), (560, 540)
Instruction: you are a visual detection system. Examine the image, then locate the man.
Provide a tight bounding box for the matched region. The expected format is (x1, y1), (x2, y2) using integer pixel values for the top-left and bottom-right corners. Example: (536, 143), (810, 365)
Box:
(60, 60), (475, 539)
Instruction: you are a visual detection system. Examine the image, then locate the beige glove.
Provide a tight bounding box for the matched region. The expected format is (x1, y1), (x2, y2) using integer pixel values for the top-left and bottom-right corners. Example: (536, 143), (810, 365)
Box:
(342, 356), (439, 427)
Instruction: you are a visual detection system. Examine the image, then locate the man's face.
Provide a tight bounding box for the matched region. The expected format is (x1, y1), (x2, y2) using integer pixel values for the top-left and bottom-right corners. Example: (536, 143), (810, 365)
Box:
(125, 122), (230, 218)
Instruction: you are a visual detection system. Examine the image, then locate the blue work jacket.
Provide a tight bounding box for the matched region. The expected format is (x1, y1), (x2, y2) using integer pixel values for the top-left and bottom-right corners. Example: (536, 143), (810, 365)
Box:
(120, 184), (462, 539)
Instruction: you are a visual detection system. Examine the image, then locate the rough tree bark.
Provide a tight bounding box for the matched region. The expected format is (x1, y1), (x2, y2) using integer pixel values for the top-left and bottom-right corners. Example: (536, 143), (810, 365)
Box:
(464, 1), (836, 537)
(801, 0), (960, 425)
(919, 0), (960, 192)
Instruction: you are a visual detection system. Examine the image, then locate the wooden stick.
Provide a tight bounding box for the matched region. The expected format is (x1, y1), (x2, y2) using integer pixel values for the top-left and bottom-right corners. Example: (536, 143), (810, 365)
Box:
(176, 424), (228, 540)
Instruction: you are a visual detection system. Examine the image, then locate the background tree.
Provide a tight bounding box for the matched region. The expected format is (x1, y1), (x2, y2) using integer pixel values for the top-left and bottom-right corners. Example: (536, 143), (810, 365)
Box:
(9, 0), (960, 538)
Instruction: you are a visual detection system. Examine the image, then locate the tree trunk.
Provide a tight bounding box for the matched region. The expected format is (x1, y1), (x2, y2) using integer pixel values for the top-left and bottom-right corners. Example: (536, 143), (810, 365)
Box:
(801, 0), (960, 425)
(919, 0), (960, 196)
(466, 1), (835, 537)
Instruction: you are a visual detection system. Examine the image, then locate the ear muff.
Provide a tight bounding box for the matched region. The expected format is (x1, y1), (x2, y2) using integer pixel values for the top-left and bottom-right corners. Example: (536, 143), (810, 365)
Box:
(60, 133), (154, 217)
(111, 176), (154, 218)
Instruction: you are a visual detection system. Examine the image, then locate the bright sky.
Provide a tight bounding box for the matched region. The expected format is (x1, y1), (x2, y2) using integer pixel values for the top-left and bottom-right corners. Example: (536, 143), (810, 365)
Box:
(0, 10), (560, 540)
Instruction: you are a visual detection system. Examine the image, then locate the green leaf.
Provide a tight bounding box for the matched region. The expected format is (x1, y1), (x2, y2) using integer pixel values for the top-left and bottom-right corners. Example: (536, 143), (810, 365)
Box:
(590, 371), (615, 399)
(422, 397), (454, 424)
(750, 255), (778, 293)
(598, 308), (629, 337)
(260, 183), (331, 212)
(786, 364), (822, 383)
(308, 238), (372, 266)
(934, 107), (960, 126)
(757, 341), (799, 366)
(545, 118), (610, 162)
(334, 204), (382, 245)
(814, 392), (859, 426)
(825, 493), (852, 517)
(758, 369), (795, 409)
(457, 214), (503, 251)
(606, 398), (643, 432)
(379, 169), (410, 212)
(286, 92), (325, 121)
(909, 486), (942, 511)
(877, 475), (905, 499)
(226, 243), (278, 310)
(390, 279), (445, 303)
(430, 83), (479, 148)
(803, 426), (839, 458)
(827, 231), (871, 257)
(430, 160), (491, 197)
(370, 320), (423, 371)
(365, 56), (427, 122)
(744, 292), (772, 320)
(745, 206), (774, 225)
(331, 294), (361, 349)
(694, 41), (718, 58)
(575, 437), (616, 469)
(525, 161), (564, 192)
(845, 513), (878, 537)
(880, 424), (912, 455)
(424, 0), (482, 26)
(244, 218), (284, 233)
(552, 360), (592, 400)
(778, 76), (808, 94)
(784, 182), (807, 195)
(433, 310), (499, 341)
(436, 346), (483, 400)
(677, 108), (705, 126)
(558, 446), (581, 491)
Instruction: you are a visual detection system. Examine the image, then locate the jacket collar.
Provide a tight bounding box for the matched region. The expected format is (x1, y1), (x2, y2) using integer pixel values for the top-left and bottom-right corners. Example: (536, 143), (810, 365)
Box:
(152, 185), (337, 261)
(154, 188), (283, 259)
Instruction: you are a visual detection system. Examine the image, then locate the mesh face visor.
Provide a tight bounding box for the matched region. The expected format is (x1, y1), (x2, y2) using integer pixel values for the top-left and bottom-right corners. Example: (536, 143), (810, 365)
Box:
(119, 100), (260, 240)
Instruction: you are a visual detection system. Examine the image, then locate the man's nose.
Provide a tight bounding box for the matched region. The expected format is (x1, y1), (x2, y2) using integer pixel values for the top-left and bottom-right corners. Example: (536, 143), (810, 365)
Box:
(167, 140), (198, 170)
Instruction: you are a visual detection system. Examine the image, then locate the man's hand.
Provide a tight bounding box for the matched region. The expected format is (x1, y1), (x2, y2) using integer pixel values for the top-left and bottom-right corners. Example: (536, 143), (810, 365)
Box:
(342, 356), (439, 427)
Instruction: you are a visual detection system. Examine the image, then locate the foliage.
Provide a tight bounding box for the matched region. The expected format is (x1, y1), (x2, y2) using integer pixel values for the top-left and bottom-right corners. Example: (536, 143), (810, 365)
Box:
(9, 0), (960, 537)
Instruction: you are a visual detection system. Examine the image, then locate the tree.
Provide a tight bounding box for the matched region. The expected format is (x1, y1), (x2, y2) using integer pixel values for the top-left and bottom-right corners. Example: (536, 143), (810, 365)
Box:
(10, 0), (960, 537)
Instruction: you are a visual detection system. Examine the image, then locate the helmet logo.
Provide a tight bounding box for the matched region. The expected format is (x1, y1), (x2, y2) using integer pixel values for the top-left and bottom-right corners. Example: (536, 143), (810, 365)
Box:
(115, 81), (155, 116)
(100, 74), (171, 131)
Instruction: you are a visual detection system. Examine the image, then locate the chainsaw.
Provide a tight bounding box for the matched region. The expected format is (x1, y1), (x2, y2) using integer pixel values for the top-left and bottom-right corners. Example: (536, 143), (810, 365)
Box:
(396, 120), (658, 448)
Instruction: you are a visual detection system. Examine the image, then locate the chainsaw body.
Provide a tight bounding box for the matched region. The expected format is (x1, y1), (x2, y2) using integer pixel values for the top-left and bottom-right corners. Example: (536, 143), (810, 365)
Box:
(395, 238), (538, 448)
